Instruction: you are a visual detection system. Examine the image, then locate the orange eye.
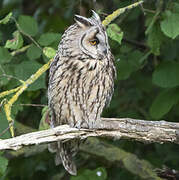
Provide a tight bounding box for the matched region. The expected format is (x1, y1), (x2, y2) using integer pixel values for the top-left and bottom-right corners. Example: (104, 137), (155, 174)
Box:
(89, 39), (99, 46)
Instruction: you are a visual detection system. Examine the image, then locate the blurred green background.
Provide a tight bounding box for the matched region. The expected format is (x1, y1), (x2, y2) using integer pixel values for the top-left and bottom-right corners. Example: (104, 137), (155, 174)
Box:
(0, 0), (179, 179)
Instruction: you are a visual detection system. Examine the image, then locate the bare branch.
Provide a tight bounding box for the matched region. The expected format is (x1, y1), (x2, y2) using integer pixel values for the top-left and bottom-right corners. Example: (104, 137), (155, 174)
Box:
(0, 117), (179, 151)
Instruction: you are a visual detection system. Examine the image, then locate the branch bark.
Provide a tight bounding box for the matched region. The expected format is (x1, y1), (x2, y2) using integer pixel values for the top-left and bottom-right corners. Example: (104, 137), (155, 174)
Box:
(0, 117), (179, 151)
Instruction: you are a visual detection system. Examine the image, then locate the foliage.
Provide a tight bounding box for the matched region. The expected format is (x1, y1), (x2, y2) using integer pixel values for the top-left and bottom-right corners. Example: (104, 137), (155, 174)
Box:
(107, 24), (123, 44)
(70, 167), (107, 180)
(0, 0), (179, 179)
(0, 152), (8, 176)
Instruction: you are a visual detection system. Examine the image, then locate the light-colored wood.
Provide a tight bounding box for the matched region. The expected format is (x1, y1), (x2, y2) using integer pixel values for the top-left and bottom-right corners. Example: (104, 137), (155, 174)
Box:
(1, 117), (179, 151)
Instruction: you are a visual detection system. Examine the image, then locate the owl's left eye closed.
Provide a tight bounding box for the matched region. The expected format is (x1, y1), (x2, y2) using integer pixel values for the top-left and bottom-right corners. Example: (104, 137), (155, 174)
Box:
(89, 38), (99, 46)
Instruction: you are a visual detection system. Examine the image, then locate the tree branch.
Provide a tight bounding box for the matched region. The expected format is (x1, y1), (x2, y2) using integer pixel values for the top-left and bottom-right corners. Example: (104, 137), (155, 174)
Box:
(0, 117), (179, 151)
(81, 138), (163, 180)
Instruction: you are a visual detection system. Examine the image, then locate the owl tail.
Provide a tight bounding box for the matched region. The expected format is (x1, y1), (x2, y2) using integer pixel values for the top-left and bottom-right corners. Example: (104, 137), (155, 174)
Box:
(48, 142), (77, 176)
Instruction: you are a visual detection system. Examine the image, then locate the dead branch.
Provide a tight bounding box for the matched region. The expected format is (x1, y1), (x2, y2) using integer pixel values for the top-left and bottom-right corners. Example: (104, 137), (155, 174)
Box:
(0, 117), (179, 151)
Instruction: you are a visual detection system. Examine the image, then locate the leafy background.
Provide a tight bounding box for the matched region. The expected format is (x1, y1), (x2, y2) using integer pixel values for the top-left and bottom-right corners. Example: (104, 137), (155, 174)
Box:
(0, 0), (179, 179)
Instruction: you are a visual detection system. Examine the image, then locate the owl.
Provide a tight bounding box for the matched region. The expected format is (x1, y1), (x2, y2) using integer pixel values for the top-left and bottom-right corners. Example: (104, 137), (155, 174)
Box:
(48, 11), (116, 175)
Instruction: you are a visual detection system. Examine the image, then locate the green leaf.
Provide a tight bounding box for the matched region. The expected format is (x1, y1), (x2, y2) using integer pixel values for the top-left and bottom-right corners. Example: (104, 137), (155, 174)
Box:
(150, 88), (179, 119)
(38, 32), (61, 46)
(116, 60), (133, 80)
(71, 167), (107, 180)
(171, 2), (179, 14)
(5, 31), (23, 50)
(117, 50), (143, 80)
(127, 50), (143, 71)
(0, 47), (12, 64)
(43, 47), (56, 59)
(14, 61), (46, 91)
(0, 110), (11, 139)
(0, 155), (8, 174)
(107, 24), (123, 44)
(26, 44), (42, 60)
(18, 15), (38, 36)
(0, 31), (2, 42)
(160, 10), (179, 39)
(0, 12), (12, 24)
(147, 24), (163, 56)
(39, 106), (50, 130)
(152, 61), (179, 88)
(161, 41), (179, 61)
(0, 64), (14, 86)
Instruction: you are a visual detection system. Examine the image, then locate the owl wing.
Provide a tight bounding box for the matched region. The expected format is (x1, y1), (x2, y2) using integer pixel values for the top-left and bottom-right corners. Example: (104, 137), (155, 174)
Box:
(104, 52), (116, 107)
(48, 54), (60, 87)
(48, 53), (61, 127)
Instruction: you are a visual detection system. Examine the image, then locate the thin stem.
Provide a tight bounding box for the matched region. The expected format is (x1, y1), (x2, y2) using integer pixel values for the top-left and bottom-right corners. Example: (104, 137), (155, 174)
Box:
(0, 74), (24, 83)
(0, 126), (10, 137)
(0, 65), (5, 74)
(145, 0), (163, 34)
(12, 17), (42, 50)
(102, 1), (144, 27)
(11, 44), (31, 56)
(17, 104), (46, 107)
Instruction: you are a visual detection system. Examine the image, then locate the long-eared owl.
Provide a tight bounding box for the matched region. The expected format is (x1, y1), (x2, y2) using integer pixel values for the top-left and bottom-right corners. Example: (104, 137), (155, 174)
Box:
(48, 11), (116, 175)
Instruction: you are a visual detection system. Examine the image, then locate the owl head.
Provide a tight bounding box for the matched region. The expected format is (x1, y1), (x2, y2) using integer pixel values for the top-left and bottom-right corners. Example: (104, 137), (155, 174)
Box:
(73, 11), (109, 60)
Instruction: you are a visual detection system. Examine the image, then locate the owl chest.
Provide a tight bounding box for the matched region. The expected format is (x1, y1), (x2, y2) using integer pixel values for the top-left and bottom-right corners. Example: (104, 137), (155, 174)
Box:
(69, 70), (111, 102)
(52, 60), (113, 103)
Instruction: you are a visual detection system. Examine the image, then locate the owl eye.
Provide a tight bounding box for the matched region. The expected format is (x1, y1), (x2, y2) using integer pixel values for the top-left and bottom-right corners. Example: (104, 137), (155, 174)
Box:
(89, 38), (99, 46)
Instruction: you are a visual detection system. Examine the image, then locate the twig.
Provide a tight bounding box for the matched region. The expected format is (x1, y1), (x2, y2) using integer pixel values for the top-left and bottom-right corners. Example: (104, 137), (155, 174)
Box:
(143, 8), (156, 14)
(0, 64), (5, 74)
(145, 0), (163, 34)
(0, 87), (21, 99)
(102, 1), (144, 26)
(123, 38), (148, 49)
(11, 45), (31, 56)
(0, 126), (10, 137)
(0, 74), (24, 83)
(18, 103), (46, 107)
(12, 17), (42, 50)
(3, 59), (53, 137)
(0, 117), (179, 151)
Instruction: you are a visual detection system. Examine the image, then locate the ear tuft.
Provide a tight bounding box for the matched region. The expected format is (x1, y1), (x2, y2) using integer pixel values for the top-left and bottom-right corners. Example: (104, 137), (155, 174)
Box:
(91, 10), (101, 22)
(74, 15), (91, 28)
